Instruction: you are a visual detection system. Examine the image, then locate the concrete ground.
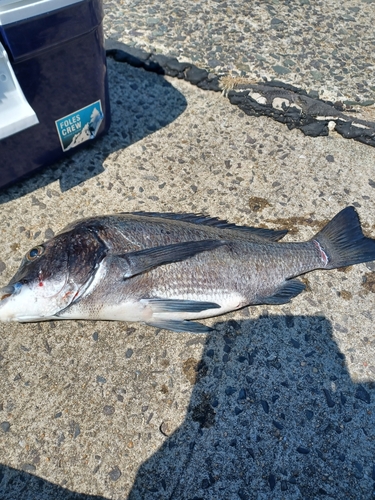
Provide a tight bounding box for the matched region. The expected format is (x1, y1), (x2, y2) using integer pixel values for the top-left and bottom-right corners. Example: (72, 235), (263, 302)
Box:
(1, 1), (375, 499)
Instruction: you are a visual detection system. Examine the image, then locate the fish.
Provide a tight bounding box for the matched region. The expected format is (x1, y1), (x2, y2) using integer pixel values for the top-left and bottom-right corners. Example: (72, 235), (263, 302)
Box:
(0, 206), (374, 333)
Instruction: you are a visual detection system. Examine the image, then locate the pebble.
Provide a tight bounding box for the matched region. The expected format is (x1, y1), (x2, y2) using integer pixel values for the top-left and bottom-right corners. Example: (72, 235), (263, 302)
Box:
(305, 410), (314, 420)
(57, 432), (65, 446)
(355, 385), (371, 404)
(323, 388), (336, 408)
(0, 422), (10, 433)
(268, 474), (276, 490)
(278, 480), (287, 492)
(261, 400), (270, 414)
(352, 462), (364, 479)
(297, 446), (310, 454)
(273, 420), (284, 430)
(227, 319), (241, 331)
(21, 463), (36, 472)
(103, 405), (115, 416)
(285, 316), (294, 328)
(267, 358), (281, 370)
(224, 335), (235, 345)
(238, 388), (246, 400)
(305, 351), (315, 358)
(125, 348), (134, 359)
(109, 466), (121, 482)
(70, 421), (80, 439)
(44, 228), (55, 239)
(160, 421), (172, 436)
(238, 489), (249, 500)
(225, 386), (237, 396)
(273, 65), (290, 75)
(290, 338), (300, 348)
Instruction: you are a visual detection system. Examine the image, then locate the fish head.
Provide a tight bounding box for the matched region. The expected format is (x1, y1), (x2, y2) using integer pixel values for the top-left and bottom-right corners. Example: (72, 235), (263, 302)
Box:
(0, 226), (107, 322)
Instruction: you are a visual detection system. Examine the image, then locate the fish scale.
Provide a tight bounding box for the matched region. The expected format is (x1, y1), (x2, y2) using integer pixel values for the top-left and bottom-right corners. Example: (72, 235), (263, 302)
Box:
(0, 207), (374, 332)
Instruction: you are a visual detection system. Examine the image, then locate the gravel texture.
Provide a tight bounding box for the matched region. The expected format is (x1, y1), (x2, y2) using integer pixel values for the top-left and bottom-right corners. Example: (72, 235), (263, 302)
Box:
(103, 0), (375, 104)
(1, 1), (375, 499)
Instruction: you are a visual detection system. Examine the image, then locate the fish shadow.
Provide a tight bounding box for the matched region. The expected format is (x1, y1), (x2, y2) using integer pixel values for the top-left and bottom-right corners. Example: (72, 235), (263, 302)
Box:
(1, 314), (374, 499)
(129, 314), (375, 500)
(0, 58), (187, 203)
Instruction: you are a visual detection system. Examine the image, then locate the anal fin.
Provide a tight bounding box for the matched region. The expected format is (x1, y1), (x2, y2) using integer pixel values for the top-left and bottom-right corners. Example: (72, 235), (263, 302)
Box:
(146, 319), (213, 333)
(260, 279), (305, 305)
(145, 298), (221, 313)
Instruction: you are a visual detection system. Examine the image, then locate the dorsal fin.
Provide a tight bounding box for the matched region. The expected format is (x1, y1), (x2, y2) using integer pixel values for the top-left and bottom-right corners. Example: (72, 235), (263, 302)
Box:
(124, 211), (288, 242)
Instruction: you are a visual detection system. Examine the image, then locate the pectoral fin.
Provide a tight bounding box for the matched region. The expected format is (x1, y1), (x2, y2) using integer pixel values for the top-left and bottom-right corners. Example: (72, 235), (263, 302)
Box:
(116, 239), (225, 278)
(260, 279), (305, 305)
(146, 319), (213, 333)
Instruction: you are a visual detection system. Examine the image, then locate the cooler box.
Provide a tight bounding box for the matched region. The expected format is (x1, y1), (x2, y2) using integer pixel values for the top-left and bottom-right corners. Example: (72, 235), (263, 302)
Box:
(0, 0), (110, 189)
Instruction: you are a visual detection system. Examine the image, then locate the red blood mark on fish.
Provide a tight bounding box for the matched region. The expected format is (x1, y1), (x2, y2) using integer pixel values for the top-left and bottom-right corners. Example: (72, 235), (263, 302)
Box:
(313, 240), (329, 266)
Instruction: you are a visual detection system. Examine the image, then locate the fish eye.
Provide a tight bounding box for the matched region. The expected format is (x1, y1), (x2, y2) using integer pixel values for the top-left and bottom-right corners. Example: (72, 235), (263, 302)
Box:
(26, 245), (44, 262)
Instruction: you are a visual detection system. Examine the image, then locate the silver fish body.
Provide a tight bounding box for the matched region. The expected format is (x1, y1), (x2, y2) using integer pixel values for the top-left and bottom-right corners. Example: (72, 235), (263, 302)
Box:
(0, 207), (374, 332)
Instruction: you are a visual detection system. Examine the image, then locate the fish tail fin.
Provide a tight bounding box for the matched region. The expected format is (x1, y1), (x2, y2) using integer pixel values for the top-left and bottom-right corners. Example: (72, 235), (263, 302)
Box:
(313, 206), (375, 269)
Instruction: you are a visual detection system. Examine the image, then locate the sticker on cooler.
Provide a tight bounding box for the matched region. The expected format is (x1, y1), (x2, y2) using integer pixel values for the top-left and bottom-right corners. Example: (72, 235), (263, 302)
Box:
(55, 100), (104, 152)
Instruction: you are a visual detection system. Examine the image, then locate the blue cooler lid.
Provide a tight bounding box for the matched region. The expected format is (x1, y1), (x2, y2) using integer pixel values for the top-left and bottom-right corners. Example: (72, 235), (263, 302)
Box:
(0, 0), (102, 62)
(0, 0), (82, 25)
(0, 0), (102, 140)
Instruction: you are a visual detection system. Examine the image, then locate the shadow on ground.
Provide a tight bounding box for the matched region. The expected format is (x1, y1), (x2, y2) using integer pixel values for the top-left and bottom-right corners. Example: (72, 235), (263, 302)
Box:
(128, 315), (375, 500)
(0, 60), (187, 204)
(1, 315), (374, 499)
(0, 463), (106, 500)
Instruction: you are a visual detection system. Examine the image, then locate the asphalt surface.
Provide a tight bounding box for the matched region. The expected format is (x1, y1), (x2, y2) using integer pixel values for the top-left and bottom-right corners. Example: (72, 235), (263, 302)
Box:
(1, 1), (375, 499)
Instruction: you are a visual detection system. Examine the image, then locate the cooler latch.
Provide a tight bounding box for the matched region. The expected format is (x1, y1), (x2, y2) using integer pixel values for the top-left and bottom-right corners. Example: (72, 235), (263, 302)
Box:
(0, 41), (39, 140)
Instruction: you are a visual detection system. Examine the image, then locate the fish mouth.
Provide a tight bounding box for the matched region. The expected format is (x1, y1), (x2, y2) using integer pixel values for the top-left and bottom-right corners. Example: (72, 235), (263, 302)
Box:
(0, 284), (20, 301)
